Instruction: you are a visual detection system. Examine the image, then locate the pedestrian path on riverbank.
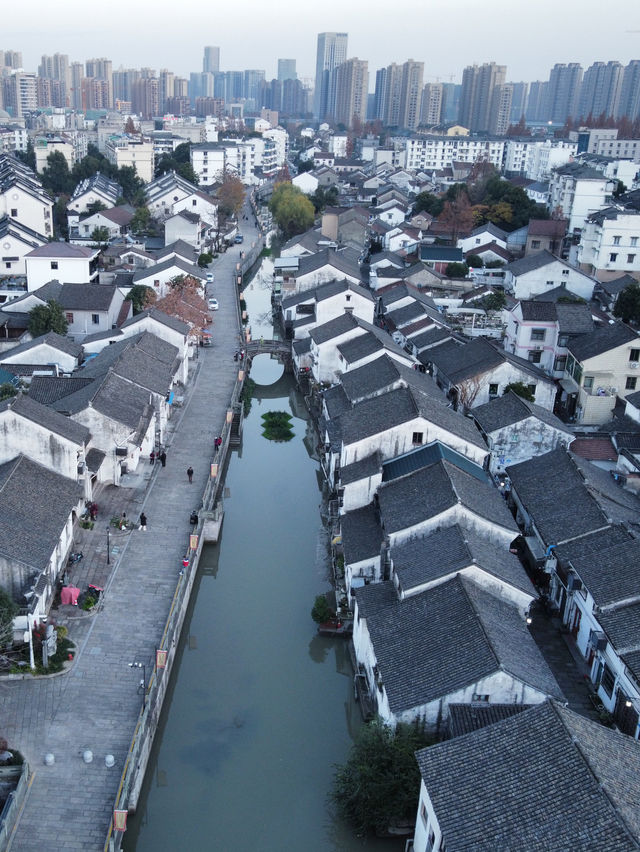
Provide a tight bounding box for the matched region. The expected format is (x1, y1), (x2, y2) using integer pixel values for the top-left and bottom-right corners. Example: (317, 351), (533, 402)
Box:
(2, 204), (261, 851)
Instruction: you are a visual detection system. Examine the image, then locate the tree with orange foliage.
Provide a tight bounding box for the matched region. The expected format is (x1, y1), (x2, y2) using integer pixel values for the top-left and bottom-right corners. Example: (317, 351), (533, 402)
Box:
(155, 275), (209, 336)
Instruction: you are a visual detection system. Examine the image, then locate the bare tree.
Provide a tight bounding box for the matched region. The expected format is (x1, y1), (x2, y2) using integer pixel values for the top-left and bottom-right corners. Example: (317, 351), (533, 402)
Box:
(456, 374), (488, 412)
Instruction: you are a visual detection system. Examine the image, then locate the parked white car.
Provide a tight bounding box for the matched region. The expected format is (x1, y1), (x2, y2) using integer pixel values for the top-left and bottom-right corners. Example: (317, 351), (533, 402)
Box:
(208, 298), (219, 311)
(206, 272), (214, 283)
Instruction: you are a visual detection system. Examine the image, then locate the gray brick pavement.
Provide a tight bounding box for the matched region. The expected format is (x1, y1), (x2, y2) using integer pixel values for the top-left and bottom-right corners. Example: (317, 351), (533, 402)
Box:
(2, 206), (260, 851)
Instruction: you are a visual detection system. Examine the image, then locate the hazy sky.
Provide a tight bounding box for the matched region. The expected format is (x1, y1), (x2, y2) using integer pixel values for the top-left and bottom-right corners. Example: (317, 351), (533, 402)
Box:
(3, 0), (640, 85)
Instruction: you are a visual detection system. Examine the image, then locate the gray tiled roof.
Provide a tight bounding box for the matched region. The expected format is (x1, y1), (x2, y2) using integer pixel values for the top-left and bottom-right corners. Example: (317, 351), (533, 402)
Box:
(379, 458), (517, 536)
(341, 503), (383, 565)
(555, 302), (595, 335)
(132, 256), (205, 284)
(392, 522), (534, 597)
(473, 390), (571, 435)
(337, 331), (383, 363)
(0, 330), (82, 361)
(555, 525), (640, 608)
(281, 278), (373, 309)
(356, 576), (560, 714)
(309, 311), (359, 345)
(28, 376), (94, 405)
(78, 331), (179, 395)
(507, 449), (609, 546)
(296, 247), (362, 282)
(568, 322), (638, 362)
(519, 300), (557, 321)
(570, 453), (640, 528)
(0, 393), (90, 445)
(448, 702), (530, 738)
(120, 307), (190, 336)
(58, 283), (118, 312)
(427, 337), (503, 384)
(339, 354), (445, 404)
(416, 701), (640, 851)
(0, 455), (83, 571)
(340, 452), (381, 486)
(506, 249), (560, 276)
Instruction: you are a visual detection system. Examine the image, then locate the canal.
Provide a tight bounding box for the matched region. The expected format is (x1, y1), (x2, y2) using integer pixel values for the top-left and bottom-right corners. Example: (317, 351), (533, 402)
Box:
(125, 260), (403, 851)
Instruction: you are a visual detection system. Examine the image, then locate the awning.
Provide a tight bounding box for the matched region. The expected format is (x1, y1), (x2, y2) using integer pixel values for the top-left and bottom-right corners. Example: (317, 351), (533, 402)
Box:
(559, 378), (578, 395)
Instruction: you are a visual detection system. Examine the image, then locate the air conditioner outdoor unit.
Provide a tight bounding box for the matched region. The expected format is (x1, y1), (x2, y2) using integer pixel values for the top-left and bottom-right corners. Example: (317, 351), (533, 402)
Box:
(567, 573), (583, 592)
(630, 362), (638, 369)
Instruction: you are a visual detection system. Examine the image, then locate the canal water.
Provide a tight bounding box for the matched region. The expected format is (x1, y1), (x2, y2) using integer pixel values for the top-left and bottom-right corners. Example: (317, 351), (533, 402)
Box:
(125, 260), (403, 851)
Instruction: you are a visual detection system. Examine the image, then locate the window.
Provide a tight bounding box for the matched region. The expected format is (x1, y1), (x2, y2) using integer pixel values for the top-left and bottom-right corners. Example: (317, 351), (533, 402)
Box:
(631, 237), (638, 247)
(4, 262), (10, 270)
(51, 261), (58, 270)
(583, 376), (594, 390)
(65, 312), (74, 323)
(562, 269), (569, 276)
(531, 239), (540, 249)
(630, 349), (640, 362)
(600, 663), (615, 698)
(528, 350), (542, 363)
(554, 355), (567, 372)
(154, 279), (160, 287)
(558, 334), (569, 347)
(527, 384), (536, 398)
(626, 376), (637, 390)
(420, 802), (428, 826)
(192, 199), (197, 206)
(92, 313), (99, 325)
(412, 432), (424, 445)
(613, 235), (621, 245)
(531, 328), (546, 341)
(426, 829), (436, 852)
(489, 383), (499, 397)
(345, 294), (351, 302)
(610, 253), (618, 262)
(546, 279), (554, 286)
(628, 254), (636, 264)
(472, 693), (490, 702)
(10, 208), (17, 217)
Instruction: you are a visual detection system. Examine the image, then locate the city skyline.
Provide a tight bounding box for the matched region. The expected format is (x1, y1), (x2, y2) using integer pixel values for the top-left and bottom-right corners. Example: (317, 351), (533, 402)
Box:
(3, 0), (640, 84)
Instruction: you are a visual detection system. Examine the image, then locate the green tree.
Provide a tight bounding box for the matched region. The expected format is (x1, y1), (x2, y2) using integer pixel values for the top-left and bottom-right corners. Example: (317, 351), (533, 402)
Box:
(483, 291), (506, 312)
(117, 166), (145, 205)
(295, 158), (314, 173)
(0, 383), (18, 401)
(155, 155), (199, 185)
(90, 226), (110, 245)
(311, 595), (334, 624)
(15, 141), (36, 170)
(413, 191), (444, 217)
(310, 185), (339, 214)
(28, 299), (68, 337)
(41, 150), (74, 195)
(466, 253), (483, 268)
(125, 284), (156, 314)
(85, 200), (107, 215)
(332, 720), (432, 836)
(613, 283), (640, 324)
(53, 195), (70, 239)
(130, 206), (151, 236)
(504, 382), (536, 402)
(198, 252), (213, 268)
(269, 183), (315, 238)
(0, 585), (18, 649)
(445, 262), (469, 278)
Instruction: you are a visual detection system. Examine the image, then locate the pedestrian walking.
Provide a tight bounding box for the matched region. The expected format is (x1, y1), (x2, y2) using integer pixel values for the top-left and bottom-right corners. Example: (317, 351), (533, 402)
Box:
(119, 512), (127, 530)
(215, 436), (222, 453)
(159, 450), (167, 467)
(190, 510), (198, 527)
(149, 450), (155, 465)
(139, 512), (147, 531)
(187, 466), (194, 483)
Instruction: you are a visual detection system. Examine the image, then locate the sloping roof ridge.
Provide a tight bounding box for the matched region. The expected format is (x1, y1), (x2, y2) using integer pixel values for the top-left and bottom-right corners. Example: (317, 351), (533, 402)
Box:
(457, 576), (502, 671)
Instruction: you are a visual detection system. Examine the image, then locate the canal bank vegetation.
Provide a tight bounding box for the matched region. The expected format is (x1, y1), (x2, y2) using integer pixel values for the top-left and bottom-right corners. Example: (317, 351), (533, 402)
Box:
(241, 378), (256, 416)
(261, 411), (294, 442)
(332, 720), (433, 838)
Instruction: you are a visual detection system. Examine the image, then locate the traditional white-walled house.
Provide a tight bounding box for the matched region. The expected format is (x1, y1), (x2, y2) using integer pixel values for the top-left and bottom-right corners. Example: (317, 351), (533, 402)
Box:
(56, 283), (128, 342)
(292, 171), (319, 195)
(413, 702), (640, 852)
(0, 330), (82, 374)
(131, 257), (206, 299)
(68, 206), (134, 244)
(503, 250), (596, 301)
(458, 223), (508, 254)
(472, 391), (574, 474)
(0, 153), (54, 238)
(0, 454), (84, 620)
(0, 393), (90, 486)
(561, 321), (640, 425)
(286, 247), (362, 294)
(425, 336), (557, 412)
(352, 575), (561, 731)
(83, 308), (190, 384)
(377, 457), (518, 549)
(144, 171), (201, 220)
(554, 526), (640, 738)
(25, 243), (100, 291)
(0, 215), (48, 280)
(280, 279), (375, 340)
(164, 210), (211, 249)
(67, 173), (122, 214)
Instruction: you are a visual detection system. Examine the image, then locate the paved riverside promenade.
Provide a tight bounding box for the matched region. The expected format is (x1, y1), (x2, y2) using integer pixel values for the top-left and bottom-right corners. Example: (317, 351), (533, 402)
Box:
(1, 207), (261, 851)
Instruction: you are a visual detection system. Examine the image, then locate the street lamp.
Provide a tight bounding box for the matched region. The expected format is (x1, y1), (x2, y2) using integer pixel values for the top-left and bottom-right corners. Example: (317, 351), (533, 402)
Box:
(128, 661), (147, 709)
(106, 525), (110, 565)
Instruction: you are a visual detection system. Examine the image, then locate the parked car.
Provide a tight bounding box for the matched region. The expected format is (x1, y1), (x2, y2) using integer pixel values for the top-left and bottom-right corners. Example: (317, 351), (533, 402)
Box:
(208, 298), (219, 311)
(234, 234), (244, 244)
(206, 272), (214, 283)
